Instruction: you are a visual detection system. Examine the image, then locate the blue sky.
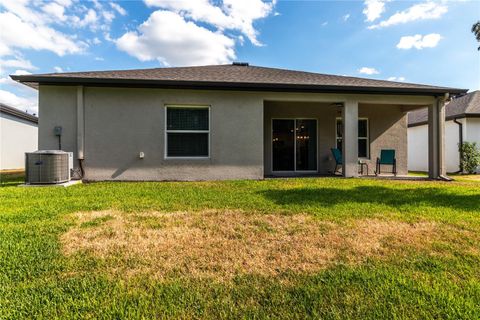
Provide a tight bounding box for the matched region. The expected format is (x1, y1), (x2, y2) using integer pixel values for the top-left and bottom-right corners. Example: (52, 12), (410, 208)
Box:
(1, 0), (479, 114)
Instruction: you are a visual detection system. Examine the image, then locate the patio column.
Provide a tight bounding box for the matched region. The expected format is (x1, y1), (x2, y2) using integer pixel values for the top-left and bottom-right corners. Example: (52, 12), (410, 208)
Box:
(342, 100), (358, 177)
(428, 95), (447, 179)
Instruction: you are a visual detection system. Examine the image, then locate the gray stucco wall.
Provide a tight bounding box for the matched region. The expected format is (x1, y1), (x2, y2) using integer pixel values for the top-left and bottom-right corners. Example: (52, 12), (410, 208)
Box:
(38, 86), (410, 180)
(264, 101), (408, 175)
(360, 104), (408, 176)
(38, 85), (78, 159)
(39, 86), (264, 181)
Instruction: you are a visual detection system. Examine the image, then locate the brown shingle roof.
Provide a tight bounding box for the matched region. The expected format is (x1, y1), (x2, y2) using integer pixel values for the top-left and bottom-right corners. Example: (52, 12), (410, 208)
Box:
(408, 91), (480, 127)
(11, 64), (467, 95)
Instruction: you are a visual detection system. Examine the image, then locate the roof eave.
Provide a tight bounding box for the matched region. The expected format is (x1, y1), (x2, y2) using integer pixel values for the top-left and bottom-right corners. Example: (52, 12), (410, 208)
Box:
(0, 103), (38, 124)
(408, 113), (480, 127)
(11, 75), (468, 96)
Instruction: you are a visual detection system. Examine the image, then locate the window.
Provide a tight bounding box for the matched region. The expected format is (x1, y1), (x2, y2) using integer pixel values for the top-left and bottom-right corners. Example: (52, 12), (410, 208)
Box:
(336, 118), (369, 158)
(165, 106), (209, 158)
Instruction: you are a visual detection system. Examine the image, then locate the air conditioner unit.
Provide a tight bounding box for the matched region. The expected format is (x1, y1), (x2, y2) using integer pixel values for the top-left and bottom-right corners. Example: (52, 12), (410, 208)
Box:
(25, 150), (73, 184)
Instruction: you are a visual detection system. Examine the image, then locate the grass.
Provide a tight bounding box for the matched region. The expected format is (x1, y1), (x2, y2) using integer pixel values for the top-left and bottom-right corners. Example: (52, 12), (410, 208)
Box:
(1, 172), (480, 319)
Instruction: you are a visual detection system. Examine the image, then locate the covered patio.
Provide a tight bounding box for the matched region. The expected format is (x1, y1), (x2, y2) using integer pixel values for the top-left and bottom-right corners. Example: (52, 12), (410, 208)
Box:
(263, 93), (449, 179)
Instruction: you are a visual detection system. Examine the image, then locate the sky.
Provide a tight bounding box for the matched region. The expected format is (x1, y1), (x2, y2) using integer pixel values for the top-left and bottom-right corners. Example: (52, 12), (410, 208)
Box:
(0, 0), (479, 115)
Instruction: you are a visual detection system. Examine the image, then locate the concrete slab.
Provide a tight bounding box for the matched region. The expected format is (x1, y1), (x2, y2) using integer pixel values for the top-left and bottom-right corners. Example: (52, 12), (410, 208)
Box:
(19, 180), (82, 188)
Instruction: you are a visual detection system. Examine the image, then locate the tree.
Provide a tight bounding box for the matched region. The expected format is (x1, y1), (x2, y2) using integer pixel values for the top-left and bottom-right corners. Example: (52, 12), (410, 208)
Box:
(472, 21), (480, 50)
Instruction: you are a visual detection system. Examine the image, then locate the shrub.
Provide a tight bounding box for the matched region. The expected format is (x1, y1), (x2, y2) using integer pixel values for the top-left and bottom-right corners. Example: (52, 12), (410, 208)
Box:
(459, 141), (480, 174)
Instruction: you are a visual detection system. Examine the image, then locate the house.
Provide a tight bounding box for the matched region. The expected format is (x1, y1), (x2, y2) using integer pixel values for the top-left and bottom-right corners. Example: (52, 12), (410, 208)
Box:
(11, 63), (466, 181)
(408, 90), (480, 173)
(0, 103), (38, 170)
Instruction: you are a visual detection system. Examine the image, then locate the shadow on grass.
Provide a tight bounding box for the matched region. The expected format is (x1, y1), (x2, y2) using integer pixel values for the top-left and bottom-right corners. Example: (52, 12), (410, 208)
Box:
(0, 172), (24, 187)
(260, 186), (480, 212)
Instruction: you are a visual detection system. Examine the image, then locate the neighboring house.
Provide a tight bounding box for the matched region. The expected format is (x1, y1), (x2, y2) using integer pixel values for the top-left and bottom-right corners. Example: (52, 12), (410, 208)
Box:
(11, 63), (466, 181)
(408, 90), (480, 173)
(0, 103), (38, 170)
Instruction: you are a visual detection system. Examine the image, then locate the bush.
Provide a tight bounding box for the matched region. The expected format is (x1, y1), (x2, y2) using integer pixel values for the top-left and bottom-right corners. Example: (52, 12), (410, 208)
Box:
(459, 141), (480, 174)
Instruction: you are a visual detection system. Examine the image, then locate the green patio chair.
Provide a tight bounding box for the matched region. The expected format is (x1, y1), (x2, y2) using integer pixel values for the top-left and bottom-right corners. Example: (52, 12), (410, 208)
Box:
(375, 149), (396, 176)
(331, 148), (342, 174)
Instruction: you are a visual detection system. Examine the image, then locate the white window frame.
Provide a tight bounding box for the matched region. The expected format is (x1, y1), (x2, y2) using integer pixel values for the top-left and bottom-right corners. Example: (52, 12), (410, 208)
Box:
(335, 117), (370, 159)
(164, 105), (210, 159)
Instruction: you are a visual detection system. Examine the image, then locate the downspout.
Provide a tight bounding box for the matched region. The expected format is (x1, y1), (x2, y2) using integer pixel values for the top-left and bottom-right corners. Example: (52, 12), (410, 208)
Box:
(453, 117), (463, 173)
(77, 86), (85, 178)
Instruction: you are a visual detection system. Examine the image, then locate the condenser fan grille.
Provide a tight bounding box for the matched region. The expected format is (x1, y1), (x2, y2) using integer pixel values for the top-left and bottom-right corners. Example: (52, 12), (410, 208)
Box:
(26, 151), (70, 184)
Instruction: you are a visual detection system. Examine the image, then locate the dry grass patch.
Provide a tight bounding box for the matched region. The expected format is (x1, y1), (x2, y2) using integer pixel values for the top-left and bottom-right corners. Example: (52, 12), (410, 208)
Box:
(61, 210), (439, 280)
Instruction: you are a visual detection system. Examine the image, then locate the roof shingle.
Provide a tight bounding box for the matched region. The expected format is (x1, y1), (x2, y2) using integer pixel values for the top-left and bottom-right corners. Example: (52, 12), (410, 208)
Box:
(11, 64), (467, 95)
(408, 91), (480, 126)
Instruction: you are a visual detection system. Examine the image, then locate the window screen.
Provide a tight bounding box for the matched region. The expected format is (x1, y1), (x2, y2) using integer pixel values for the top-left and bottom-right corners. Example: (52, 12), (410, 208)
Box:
(166, 107), (209, 158)
(167, 108), (209, 130)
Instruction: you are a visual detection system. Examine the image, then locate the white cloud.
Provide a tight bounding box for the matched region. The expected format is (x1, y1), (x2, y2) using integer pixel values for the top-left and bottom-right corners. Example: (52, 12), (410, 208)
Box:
(343, 13), (350, 21)
(110, 2), (127, 16)
(358, 67), (380, 75)
(396, 33), (442, 49)
(11, 69), (32, 76)
(77, 9), (98, 28)
(116, 10), (236, 66)
(53, 66), (64, 73)
(91, 0), (102, 10)
(369, 1), (447, 29)
(0, 11), (84, 57)
(322, 21), (328, 26)
(42, 2), (68, 22)
(0, 69), (32, 86)
(144, 0), (276, 46)
(67, 2), (119, 30)
(86, 37), (102, 45)
(0, 89), (38, 114)
(363, 0), (387, 22)
(2, 0), (74, 25)
(94, 57), (104, 61)
(104, 32), (114, 42)
(0, 0), (44, 23)
(0, 0), (124, 57)
(0, 57), (36, 72)
(387, 76), (406, 82)
(102, 10), (115, 24)
(54, 0), (72, 7)
(0, 70), (34, 90)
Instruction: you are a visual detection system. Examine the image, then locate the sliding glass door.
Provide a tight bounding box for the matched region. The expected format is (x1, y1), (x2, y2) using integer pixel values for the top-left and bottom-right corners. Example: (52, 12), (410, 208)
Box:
(272, 120), (295, 171)
(272, 119), (317, 172)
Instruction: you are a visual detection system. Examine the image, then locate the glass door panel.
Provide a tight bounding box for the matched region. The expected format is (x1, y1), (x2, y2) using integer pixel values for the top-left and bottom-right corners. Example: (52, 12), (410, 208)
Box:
(272, 120), (295, 171)
(296, 119), (317, 171)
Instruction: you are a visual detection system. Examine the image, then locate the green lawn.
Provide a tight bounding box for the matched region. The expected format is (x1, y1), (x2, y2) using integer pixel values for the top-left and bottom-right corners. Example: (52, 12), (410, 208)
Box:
(1, 173), (480, 319)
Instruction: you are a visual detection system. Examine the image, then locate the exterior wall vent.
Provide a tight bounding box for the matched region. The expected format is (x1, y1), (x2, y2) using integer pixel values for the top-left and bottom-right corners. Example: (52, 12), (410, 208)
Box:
(25, 150), (73, 184)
